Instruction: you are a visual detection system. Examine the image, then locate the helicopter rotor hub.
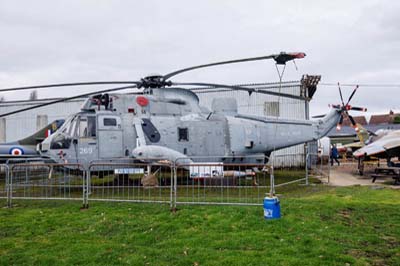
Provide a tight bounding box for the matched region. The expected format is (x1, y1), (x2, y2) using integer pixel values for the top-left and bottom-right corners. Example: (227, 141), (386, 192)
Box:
(139, 75), (172, 89)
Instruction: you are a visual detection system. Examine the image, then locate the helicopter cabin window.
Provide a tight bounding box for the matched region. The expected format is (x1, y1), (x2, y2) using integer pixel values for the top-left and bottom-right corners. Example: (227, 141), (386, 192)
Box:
(141, 118), (160, 143)
(104, 118), (117, 126)
(178, 127), (188, 141)
(78, 117), (96, 138)
(264, 101), (280, 117)
(98, 115), (121, 130)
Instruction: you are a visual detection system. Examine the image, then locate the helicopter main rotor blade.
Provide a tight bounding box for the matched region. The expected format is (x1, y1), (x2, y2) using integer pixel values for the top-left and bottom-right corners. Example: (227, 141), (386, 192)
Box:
(0, 81), (140, 93)
(163, 52), (306, 80)
(345, 85), (359, 106)
(312, 114), (326, 118)
(348, 114), (357, 127)
(171, 82), (306, 100)
(336, 115), (344, 130)
(350, 106), (367, 112)
(0, 84), (138, 118)
(338, 82), (345, 106)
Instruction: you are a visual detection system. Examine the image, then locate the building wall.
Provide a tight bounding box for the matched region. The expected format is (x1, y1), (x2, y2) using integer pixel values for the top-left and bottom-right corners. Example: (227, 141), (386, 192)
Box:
(0, 99), (84, 143)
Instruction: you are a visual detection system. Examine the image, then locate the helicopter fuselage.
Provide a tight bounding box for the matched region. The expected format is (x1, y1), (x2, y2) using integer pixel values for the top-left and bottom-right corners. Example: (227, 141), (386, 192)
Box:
(38, 87), (341, 166)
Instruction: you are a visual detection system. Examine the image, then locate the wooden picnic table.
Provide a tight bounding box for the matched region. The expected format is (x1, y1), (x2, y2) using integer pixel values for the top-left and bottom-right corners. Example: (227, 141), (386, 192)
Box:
(371, 167), (400, 184)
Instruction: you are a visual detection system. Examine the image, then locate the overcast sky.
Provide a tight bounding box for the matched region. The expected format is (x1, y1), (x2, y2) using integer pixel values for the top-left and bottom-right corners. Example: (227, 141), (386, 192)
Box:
(1, 0), (400, 116)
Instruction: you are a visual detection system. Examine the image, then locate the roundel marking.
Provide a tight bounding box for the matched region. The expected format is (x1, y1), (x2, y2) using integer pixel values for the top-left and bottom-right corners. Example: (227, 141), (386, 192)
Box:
(9, 147), (24, 156)
(136, 96), (149, 107)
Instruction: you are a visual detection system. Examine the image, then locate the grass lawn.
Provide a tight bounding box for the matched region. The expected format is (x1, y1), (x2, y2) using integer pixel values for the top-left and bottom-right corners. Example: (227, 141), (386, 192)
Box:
(0, 186), (399, 266)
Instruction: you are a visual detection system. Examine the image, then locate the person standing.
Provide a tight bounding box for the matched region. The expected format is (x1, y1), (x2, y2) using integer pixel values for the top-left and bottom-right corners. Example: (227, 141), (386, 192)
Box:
(330, 144), (340, 166)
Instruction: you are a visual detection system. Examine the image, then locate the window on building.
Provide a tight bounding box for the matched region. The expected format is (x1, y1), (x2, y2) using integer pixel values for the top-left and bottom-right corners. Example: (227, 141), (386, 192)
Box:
(178, 127), (188, 141)
(264, 101), (280, 117)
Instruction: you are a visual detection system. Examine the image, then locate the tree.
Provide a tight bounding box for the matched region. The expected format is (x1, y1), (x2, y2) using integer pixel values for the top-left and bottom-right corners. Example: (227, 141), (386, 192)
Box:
(393, 116), (400, 124)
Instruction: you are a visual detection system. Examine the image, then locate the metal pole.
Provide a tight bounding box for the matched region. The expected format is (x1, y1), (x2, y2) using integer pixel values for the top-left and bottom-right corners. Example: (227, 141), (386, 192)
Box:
(170, 164), (174, 209)
(82, 168), (90, 209)
(328, 156), (331, 184)
(8, 166), (12, 208)
(305, 153), (309, 186)
(5, 165), (10, 208)
(174, 163), (177, 210)
(269, 166), (275, 196)
(83, 170), (86, 208)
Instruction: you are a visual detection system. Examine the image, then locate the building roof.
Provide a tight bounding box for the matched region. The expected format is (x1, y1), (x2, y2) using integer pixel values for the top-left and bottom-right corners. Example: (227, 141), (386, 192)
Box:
(342, 115), (368, 126)
(327, 123), (400, 138)
(369, 111), (400, 124)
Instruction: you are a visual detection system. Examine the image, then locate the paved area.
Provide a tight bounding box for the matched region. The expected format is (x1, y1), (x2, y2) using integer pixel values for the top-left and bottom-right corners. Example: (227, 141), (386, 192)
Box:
(327, 167), (375, 186)
(318, 163), (399, 188)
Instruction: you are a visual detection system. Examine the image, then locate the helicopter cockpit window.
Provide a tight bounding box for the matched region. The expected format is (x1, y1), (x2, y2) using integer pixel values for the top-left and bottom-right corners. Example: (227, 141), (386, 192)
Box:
(68, 117), (78, 136)
(79, 117), (96, 138)
(50, 133), (72, 149)
(178, 127), (188, 141)
(51, 115), (75, 149)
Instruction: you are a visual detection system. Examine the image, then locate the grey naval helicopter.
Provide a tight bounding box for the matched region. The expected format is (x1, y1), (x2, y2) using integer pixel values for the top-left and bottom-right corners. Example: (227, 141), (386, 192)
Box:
(0, 52), (366, 168)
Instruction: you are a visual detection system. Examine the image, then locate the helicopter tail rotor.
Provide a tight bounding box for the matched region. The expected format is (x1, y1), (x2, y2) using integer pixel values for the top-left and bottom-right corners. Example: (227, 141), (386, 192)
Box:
(331, 84), (367, 131)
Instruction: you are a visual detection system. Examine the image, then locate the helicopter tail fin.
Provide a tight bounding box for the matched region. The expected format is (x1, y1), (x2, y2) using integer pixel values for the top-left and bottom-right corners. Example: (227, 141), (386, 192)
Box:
(315, 109), (342, 139)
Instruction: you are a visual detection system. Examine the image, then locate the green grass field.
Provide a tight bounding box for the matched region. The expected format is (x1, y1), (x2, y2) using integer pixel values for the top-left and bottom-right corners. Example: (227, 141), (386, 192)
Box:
(0, 186), (399, 266)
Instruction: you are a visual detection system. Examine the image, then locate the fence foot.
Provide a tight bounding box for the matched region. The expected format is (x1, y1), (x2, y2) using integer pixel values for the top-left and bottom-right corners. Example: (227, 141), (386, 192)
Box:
(80, 204), (89, 210)
(170, 207), (178, 213)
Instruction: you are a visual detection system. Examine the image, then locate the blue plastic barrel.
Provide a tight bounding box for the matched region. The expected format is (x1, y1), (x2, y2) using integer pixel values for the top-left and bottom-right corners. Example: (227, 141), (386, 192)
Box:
(263, 196), (281, 219)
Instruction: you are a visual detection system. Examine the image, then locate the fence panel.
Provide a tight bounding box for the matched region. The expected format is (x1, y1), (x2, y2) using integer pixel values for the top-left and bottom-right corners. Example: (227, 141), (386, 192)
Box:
(306, 153), (330, 183)
(271, 154), (308, 186)
(88, 162), (173, 205)
(9, 163), (85, 205)
(174, 162), (271, 206)
(3, 152), (323, 208)
(0, 165), (8, 204)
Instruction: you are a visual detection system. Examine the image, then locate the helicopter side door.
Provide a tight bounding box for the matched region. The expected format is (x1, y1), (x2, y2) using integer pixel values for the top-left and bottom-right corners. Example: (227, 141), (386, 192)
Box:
(75, 115), (98, 163)
(97, 115), (123, 158)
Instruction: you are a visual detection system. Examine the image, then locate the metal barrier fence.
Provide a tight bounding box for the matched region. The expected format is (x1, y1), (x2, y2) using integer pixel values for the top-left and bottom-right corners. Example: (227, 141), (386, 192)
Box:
(173, 162), (272, 206)
(306, 153), (331, 183)
(7, 163), (86, 206)
(3, 154), (329, 208)
(0, 165), (9, 204)
(272, 154), (309, 186)
(87, 162), (173, 206)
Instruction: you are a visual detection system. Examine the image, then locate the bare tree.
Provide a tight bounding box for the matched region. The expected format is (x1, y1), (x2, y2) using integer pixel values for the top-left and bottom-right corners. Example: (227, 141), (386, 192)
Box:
(29, 90), (38, 100)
